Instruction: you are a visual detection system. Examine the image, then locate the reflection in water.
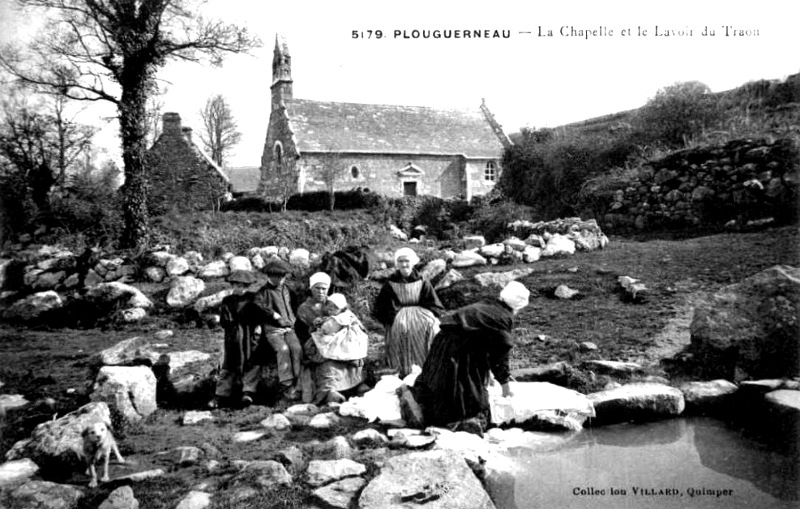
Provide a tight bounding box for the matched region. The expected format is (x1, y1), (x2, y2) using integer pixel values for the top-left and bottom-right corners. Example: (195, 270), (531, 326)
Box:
(494, 417), (798, 509)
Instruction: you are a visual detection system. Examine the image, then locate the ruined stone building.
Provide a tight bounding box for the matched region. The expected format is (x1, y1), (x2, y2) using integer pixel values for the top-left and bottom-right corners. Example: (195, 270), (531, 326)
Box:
(258, 36), (511, 201)
(146, 112), (231, 212)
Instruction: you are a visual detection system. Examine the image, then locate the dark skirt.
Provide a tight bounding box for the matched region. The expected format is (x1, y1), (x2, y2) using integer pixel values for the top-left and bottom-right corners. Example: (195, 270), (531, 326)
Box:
(411, 327), (492, 427)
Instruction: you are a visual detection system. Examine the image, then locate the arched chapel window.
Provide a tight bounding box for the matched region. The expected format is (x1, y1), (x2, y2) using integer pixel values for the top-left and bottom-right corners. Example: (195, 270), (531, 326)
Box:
(273, 142), (284, 171)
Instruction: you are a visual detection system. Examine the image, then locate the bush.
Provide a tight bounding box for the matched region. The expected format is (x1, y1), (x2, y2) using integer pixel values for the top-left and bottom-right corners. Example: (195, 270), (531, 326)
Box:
(42, 173), (123, 252)
(367, 196), (475, 240)
(499, 128), (639, 220)
(469, 200), (535, 243)
(221, 189), (381, 213)
(633, 81), (722, 148)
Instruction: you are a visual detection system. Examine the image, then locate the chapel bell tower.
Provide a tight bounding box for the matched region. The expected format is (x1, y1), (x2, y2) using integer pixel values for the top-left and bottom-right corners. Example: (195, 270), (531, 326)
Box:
(271, 34), (293, 106)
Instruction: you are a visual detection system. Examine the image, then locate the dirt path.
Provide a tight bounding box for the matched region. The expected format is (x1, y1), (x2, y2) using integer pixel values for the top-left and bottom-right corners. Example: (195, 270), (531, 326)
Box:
(635, 280), (709, 366)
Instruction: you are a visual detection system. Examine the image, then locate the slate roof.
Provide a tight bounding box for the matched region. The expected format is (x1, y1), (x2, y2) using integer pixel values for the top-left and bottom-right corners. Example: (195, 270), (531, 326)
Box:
(284, 99), (502, 158)
(226, 166), (261, 193)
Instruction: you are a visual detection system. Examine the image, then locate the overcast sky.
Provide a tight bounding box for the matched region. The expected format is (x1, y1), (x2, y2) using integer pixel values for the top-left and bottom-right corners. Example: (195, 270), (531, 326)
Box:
(2, 0), (798, 167)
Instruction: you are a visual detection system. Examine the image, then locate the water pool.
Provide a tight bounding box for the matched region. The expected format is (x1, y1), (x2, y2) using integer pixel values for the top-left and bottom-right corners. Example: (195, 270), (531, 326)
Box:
(493, 417), (798, 509)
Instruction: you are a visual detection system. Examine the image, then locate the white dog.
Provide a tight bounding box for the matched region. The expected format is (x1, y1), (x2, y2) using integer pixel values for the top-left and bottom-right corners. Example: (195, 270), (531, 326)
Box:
(81, 421), (124, 488)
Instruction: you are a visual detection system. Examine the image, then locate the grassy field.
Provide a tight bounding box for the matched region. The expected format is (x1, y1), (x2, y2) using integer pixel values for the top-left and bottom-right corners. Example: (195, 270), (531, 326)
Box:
(0, 225), (797, 508)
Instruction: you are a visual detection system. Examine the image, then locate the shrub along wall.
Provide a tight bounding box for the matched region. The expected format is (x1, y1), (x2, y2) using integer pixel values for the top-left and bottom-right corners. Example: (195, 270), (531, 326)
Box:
(601, 138), (799, 232)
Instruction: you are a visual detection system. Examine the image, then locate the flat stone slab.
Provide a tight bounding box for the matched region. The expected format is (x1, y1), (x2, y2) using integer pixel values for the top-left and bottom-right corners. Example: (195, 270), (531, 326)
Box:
(359, 449), (495, 509)
(588, 383), (685, 425)
(183, 411), (214, 425)
(582, 360), (643, 374)
(765, 389), (800, 415)
(233, 430), (269, 443)
(0, 394), (29, 411)
(679, 380), (737, 410)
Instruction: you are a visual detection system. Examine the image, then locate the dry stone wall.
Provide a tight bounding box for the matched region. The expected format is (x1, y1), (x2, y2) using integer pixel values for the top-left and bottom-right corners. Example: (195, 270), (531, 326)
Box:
(601, 138), (799, 231)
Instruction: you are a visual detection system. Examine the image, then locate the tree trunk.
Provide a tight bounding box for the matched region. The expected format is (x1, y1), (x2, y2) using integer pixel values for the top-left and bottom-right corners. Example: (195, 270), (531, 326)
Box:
(118, 67), (151, 249)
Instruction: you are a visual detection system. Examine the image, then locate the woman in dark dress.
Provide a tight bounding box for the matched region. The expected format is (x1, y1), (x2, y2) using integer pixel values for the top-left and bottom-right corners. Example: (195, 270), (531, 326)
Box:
(374, 247), (444, 377)
(406, 281), (530, 435)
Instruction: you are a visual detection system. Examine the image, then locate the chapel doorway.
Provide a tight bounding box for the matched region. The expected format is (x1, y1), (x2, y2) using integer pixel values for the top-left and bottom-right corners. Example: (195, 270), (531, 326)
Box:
(403, 181), (418, 196)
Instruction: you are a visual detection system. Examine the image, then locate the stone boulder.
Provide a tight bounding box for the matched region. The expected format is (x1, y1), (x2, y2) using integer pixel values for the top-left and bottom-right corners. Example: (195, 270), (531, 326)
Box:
(522, 246), (541, 263)
(435, 269), (464, 290)
(98, 486), (140, 509)
(679, 380), (738, 414)
(388, 225), (407, 241)
(233, 460), (292, 487)
(0, 459), (39, 491)
(473, 268), (534, 289)
(228, 256), (252, 272)
(166, 256), (190, 277)
(118, 308), (146, 323)
(463, 235), (486, 249)
(540, 234), (576, 257)
(452, 251), (487, 268)
(479, 243), (505, 258)
(359, 449), (494, 509)
(351, 429), (389, 448)
(288, 249), (310, 269)
(306, 458), (366, 487)
(1, 291), (63, 321)
(3, 480), (84, 509)
(588, 383), (685, 425)
(94, 336), (159, 367)
(143, 267), (166, 283)
(166, 276), (205, 308)
(690, 265), (800, 380)
(419, 259), (446, 282)
(764, 389), (800, 437)
(312, 477), (366, 509)
(85, 282), (153, 309)
(198, 260), (229, 278)
(5, 402), (111, 469)
(554, 284), (579, 299)
(91, 366), (157, 426)
(173, 491), (209, 509)
(147, 251), (174, 268)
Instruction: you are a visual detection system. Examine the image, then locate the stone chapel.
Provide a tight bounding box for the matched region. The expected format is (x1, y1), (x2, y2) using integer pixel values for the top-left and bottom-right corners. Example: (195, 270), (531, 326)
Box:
(258, 35), (511, 201)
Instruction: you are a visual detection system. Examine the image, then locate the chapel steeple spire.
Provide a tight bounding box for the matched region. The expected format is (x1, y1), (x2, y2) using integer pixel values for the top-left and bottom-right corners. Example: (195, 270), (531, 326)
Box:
(271, 34), (293, 105)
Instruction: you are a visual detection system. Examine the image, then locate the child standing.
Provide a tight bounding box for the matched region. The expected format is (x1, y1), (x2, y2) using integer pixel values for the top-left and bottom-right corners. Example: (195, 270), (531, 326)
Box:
(251, 259), (302, 403)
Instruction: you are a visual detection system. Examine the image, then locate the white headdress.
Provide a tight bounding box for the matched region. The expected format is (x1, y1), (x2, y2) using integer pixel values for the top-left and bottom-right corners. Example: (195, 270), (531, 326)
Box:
(309, 272), (331, 288)
(327, 293), (348, 310)
(394, 247), (420, 266)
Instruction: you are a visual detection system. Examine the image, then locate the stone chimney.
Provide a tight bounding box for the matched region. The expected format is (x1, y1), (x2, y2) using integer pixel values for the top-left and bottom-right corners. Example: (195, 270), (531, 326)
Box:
(162, 112), (182, 135)
(181, 126), (193, 142)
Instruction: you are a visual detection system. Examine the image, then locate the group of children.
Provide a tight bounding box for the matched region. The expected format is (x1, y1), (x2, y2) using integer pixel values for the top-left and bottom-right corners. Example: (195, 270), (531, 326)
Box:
(210, 259), (369, 409)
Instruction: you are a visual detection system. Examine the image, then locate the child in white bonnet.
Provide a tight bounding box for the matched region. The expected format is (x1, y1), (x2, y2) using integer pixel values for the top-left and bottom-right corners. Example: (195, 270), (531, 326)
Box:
(312, 293), (369, 361)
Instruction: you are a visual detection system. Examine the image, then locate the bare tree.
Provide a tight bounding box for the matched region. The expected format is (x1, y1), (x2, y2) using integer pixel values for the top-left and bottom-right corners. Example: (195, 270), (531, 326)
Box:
(0, 89), (95, 213)
(145, 89), (167, 149)
(318, 148), (347, 211)
(198, 93), (241, 167)
(0, 0), (259, 248)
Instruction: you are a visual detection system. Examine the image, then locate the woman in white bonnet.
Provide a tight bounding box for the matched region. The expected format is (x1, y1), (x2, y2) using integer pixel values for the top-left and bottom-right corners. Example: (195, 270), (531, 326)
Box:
(402, 280), (531, 436)
(296, 273), (369, 404)
(374, 247), (444, 377)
